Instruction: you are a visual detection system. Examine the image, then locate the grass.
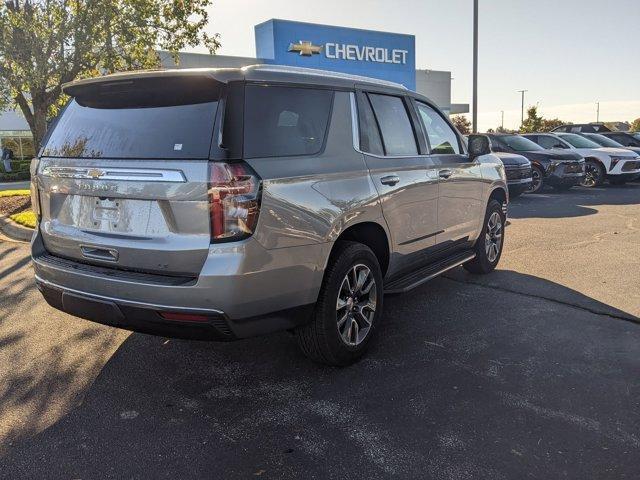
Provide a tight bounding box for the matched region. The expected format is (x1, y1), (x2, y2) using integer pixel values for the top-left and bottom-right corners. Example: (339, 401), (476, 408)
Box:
(0, 189), (30, 198)
(9, 210), (37, 229)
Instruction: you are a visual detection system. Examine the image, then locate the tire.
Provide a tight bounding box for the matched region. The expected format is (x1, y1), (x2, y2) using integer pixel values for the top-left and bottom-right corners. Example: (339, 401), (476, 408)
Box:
(295, 241), (384, 366)
(464, 199), (505, 275)
(582, 160), (605, 187)
(528, 166), (544, 194)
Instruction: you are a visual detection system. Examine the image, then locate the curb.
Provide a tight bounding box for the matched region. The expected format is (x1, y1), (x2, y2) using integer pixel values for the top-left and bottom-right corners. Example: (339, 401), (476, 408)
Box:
(0, 215), (33, 242)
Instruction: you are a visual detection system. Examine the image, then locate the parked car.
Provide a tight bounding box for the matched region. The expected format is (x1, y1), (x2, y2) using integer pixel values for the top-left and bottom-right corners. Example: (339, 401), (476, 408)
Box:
(465, 135), (532, 197)
(30, 65), (509, 366)
(599, 131), (640, 149)
(484, 134), (584, 193)
(580, 133), (640, 156)
(552, 123), (611, 133)
(631, 132), (640, 141)
(524, 133), (640, 186)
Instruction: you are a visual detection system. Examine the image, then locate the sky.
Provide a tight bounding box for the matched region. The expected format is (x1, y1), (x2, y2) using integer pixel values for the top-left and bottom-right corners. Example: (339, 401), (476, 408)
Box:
(193, 0), (640, 132)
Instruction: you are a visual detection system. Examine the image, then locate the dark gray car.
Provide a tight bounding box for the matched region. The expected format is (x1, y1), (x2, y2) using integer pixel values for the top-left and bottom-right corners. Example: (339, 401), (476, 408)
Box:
(30, 66), (508, 365)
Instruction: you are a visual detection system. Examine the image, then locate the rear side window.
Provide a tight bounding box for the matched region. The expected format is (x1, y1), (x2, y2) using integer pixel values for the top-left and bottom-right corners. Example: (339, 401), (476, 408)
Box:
(244, 85), (333, 158)
(43, 99), (218, 159)
(415, 102), (461, 155)
(368, 93), (418, 156)
(357, 94), (384, 156)
(537, 135), (566, 149)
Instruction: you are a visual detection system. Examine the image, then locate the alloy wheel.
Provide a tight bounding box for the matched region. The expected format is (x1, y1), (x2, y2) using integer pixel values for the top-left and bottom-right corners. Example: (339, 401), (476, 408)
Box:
(582, 163), (600, 187)
(336, 264), (377, 346)
(485, 211), (503, 263)
(529, 168), (542, 193)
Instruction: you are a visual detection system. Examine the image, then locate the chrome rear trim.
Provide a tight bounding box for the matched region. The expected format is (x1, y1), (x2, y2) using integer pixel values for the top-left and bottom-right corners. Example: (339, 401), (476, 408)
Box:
(41, 166), (186, 183)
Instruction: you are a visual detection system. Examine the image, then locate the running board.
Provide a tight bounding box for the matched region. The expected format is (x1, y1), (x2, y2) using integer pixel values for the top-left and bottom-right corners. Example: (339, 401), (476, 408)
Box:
(384, 250), (476, 294)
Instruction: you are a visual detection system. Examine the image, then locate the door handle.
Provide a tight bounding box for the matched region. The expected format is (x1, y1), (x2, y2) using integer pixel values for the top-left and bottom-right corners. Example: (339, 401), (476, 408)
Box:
(439, 169), (453, 179)
(380, 175), (400, 186)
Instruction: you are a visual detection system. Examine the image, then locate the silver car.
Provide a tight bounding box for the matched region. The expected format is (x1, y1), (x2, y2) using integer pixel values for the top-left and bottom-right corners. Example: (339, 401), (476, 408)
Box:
(31, 65), (508, 366)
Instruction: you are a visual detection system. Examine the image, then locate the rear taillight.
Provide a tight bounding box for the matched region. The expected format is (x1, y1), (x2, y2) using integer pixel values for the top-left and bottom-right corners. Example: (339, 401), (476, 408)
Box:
(208, 161), (261, 243)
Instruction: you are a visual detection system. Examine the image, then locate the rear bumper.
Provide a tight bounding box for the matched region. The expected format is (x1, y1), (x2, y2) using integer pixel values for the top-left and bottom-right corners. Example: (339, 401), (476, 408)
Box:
(35, 276), (313, 340)
(31, 230), (326, 339)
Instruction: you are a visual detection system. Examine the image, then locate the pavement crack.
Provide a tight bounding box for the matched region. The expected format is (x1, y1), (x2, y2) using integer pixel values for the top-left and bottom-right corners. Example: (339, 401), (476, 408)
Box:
(443, 274), (639, 325)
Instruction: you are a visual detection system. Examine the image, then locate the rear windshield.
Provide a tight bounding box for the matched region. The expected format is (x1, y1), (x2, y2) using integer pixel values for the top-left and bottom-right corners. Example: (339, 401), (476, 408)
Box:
(43, 99), (218, 159)
(243, 85), (333, 158)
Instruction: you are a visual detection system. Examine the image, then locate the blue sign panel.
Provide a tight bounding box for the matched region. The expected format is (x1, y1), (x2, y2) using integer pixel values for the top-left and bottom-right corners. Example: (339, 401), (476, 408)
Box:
(255, 19), (416, 90)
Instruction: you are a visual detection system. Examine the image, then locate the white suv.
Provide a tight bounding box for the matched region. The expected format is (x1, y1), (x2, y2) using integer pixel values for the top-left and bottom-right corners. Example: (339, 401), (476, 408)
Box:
(525, 133), (640, 186)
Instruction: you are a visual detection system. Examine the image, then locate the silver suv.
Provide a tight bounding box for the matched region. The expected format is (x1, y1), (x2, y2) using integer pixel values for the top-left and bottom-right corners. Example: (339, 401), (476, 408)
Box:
(31, 65), (508, 366)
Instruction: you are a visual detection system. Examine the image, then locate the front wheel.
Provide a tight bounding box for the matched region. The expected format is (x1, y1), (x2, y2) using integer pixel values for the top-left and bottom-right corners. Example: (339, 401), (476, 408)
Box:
(464, 199), (505, 275)
(295, 241), (383, 366)
(528, 166), (544, 194)
(582, 160), (605, 187)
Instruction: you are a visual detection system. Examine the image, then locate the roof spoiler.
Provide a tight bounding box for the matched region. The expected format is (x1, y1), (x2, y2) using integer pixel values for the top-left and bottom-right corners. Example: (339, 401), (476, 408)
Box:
(63, 71), (226, 108)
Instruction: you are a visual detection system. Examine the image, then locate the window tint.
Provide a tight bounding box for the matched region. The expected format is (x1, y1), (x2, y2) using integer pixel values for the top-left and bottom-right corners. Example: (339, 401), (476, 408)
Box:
(558, 133), (600, 149)
(415, 102), (460, 154)
(43, 99), (218, 159)
(244, 85), (333, 158)
(357, 95), (384, 156)
(368, 94), (418, 156)
(537, 135), (566, 149)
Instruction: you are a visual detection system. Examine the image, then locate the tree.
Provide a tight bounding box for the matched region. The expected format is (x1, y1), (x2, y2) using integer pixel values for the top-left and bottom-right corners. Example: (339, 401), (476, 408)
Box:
(540, 117), (565, 132)
(451, 115), (471, 135)
(0, 0), (220, 147)
(630, 118), (640, 133)
(519, 106), (543, 133)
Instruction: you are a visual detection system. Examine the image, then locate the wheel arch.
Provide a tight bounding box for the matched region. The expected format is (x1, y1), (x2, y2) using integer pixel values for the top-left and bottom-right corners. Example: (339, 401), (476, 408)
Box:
(489, 186), (508, 208)
(328, 221), (390, 277)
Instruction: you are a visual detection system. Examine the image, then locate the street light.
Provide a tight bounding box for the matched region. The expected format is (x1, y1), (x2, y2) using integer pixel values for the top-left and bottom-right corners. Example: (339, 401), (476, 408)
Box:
(472, 0), (478, 133)
(517, 89), (528, 125)
(596, 102), (600, 123)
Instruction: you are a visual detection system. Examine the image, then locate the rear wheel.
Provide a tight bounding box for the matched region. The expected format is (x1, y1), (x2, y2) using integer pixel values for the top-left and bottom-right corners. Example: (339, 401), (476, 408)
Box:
(295, 241), (383, 366)
(528, 166), (544, 193)
(582, 160), (605, 187)
(464, 199), (505, 274)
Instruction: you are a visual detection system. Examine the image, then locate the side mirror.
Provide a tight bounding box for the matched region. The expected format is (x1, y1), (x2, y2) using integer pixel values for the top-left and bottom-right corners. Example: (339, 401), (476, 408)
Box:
(468, 135), (491, 160)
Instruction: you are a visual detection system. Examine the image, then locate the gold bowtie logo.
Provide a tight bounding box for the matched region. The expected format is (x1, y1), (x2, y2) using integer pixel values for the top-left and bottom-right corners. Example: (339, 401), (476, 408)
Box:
(288, 41), (322, 56)
(87, 168), (105, 179)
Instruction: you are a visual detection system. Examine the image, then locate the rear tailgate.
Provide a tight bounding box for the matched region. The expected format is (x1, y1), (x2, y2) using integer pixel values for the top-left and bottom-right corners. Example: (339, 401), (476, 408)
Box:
(35, 72), (225, 277)
(37, 158), (210, 276)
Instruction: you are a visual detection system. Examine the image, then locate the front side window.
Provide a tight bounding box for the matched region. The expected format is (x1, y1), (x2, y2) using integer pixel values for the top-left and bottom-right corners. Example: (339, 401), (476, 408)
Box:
(415, 102), (460, 155)
(537, 135), (568, 150)
(368, 93), (418, 156)
(586, 134), (622, 148)
(558, 133), (600, 149)
(244, 85), (334, 158)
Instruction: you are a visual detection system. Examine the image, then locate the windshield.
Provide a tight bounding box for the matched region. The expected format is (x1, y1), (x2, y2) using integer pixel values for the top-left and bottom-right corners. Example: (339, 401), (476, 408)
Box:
(495, 135), (544, 152)
(43, 99), (219, 159)
(585, 133), (623, 148)
(557, 133), (600, 149)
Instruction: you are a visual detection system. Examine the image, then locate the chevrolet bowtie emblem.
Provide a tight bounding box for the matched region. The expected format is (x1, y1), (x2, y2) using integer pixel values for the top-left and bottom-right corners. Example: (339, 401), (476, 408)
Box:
(86, 168), (105, 179)
(288, 41), (322, 56)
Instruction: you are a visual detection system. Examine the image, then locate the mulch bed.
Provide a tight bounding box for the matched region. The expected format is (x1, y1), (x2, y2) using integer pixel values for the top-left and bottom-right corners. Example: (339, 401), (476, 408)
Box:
(0, 195), (31, 217)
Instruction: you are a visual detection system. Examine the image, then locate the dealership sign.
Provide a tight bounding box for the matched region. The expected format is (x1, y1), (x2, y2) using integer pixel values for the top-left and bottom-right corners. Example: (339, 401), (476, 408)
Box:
(256, 19), (416, 89)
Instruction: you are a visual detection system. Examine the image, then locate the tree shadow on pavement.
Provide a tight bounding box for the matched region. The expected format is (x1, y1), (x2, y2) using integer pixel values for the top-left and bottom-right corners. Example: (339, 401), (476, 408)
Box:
(1, 270), (639, 479)
(509, 183), (640, 219)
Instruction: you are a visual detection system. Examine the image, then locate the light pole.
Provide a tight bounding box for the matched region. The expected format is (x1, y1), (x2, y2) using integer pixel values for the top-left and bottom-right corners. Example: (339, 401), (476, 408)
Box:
(472, 0), (478, 133)
(596, 102), (600, 123)
(517, 89), (528, 126)
(501, 110), (504, 130)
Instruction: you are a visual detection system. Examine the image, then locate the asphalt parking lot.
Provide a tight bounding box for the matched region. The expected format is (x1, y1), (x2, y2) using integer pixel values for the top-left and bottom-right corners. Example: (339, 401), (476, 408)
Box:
(0, 184), (639, 479)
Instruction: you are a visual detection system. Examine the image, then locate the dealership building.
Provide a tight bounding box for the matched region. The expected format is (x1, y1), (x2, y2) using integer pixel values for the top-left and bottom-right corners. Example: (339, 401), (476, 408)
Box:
(0, 19), (467, 159)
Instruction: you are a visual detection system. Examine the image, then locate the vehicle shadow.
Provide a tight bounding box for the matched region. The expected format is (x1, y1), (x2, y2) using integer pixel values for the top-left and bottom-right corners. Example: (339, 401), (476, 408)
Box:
(509, 183), (640, 219)
(2, 270), (639, 479)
